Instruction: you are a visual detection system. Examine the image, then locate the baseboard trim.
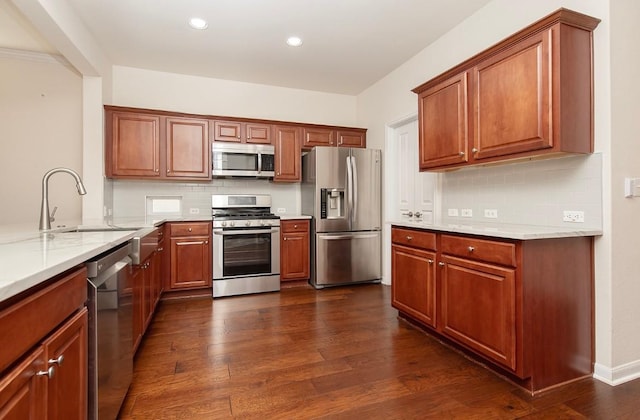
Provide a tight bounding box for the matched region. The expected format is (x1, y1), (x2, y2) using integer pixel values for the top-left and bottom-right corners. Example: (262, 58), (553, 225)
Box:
(594, 360), (640, 385)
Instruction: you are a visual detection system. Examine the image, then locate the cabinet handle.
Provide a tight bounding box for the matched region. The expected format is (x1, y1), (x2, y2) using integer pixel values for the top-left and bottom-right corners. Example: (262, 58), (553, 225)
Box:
(414, 212), (422, 218)
(157, 247), (164, 252)
(427, 259), (434, 264)
(37, 366), (55, 379)
(459, 151), (465, 156)
(438, 262), (445, 267)
(406, 236), (413, 241)
(48, 355), (64, 366)
(472, 148), (478, 153)
(402, 211), (413, 217)
(468, 246), (475, 253)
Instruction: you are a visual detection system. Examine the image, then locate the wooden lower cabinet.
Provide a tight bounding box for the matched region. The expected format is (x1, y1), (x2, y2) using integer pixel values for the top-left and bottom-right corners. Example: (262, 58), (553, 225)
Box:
(440, 255), (516, 370)
(280, 220), (310, 281)
(168, 222), (212, 290)
(391, 244), (436, 328)
(0, 268), (88, 418)
(132, 250), (161, 353)
(391, 225), (594, 393)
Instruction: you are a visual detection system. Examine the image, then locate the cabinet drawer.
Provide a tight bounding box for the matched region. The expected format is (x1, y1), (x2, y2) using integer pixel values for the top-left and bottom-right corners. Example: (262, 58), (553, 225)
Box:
(441, 235), (516, 267)
(281, 220), (309, 233)
(169, 222), (210, 237)
(391, 228), (436, 251)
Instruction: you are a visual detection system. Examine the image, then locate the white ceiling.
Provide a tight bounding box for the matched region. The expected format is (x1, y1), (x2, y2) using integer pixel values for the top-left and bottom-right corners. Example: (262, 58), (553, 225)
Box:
(4, 0), (493, 95)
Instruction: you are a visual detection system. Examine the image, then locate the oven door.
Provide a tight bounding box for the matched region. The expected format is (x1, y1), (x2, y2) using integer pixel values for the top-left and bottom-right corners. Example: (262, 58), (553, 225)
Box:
(212, 226), (280, 280)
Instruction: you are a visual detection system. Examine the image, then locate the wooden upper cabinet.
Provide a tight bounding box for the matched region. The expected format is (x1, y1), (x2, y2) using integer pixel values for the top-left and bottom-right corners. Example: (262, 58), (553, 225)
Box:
(303, 127), (335, 148)
(412, 8), (600, 171)
(273, 125), (301, 182)
(302, 127), (367, 149)
(212, 120), (272, 144)
(107, 111), (161, 177)
(337, 129), (366, 148)
(473, 31), (552, 160)
(166, 117), (210, 179)
(418, 73), (469, 169)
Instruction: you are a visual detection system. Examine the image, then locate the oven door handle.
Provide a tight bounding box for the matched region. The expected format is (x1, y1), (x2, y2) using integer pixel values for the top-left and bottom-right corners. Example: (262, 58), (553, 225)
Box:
(213, 228), (280, 235)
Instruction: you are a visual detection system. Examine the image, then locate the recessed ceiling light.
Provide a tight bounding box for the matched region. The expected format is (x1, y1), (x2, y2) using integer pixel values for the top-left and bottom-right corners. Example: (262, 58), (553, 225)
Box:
(286, 36), (303, 47)
(189, 17), (208, 30)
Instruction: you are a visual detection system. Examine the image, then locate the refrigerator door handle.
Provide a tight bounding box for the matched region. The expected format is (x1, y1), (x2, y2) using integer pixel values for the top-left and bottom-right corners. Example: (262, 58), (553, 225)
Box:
(320, 233), (379, 240)
(351, 156), (358, 224)
(346, 154), (353, 225)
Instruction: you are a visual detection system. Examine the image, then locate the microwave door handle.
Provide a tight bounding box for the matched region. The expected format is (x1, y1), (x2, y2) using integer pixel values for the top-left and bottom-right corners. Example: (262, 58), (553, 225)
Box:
(257, 152), (262, 174)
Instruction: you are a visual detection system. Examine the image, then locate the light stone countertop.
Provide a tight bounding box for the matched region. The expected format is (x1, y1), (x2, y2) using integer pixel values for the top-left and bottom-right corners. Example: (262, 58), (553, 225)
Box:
(387, 219), (603, 240)
(278, 214), (312, 220)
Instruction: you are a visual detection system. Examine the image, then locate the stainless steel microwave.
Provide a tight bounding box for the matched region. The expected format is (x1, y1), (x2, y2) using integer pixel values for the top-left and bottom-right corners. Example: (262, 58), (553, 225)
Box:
(211, 143), (275, 178)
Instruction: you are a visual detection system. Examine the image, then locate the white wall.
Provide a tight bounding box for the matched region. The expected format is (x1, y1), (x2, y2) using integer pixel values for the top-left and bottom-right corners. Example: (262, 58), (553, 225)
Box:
(111, 66), (358, 127)
(0, 54), (82, 226)
(356, 0), (623, 383)
(606, 0), (640, 379)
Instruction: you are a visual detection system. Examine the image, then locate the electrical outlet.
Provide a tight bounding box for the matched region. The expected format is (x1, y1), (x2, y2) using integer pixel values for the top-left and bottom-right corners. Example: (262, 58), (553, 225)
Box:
(563, 210), (585, 223)
(447, 208), (459, 217)
(277, 208), (287, 213)
(189, 208), (200, 214)
(461, 209), (473, 217)
(484, 209), (498, 219)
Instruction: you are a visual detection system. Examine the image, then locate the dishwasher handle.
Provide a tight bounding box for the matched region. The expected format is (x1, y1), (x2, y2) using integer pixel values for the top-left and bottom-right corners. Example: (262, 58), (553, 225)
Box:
(89, 256), (132, 289)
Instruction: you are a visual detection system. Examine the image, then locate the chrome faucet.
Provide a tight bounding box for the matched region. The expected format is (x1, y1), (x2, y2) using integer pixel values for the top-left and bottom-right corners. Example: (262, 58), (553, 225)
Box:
(39, 167), (87, 230)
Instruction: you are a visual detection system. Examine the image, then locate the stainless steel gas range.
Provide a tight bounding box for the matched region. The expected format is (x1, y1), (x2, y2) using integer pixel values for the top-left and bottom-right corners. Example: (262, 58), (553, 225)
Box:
(211, 194), (280, 298)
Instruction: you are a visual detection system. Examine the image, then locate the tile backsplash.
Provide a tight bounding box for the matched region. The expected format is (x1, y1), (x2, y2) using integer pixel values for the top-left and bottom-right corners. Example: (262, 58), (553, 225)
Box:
(440, 153), (603, 229)
(111, 178), (300, 219)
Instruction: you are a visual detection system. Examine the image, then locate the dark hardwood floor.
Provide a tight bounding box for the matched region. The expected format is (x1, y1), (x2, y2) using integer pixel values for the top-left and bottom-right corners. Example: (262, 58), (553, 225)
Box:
(120, 284), (640, 419)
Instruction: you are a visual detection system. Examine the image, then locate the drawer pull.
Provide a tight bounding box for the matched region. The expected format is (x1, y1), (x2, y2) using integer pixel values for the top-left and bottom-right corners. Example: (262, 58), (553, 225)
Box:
(37, 366), (55, 379)
(48, 355), (64, 366)
(188, 228), (192, 232)
(468, 246), (475, 253)
(438, 262), (445, 267)
(427, 259), (434, 264)
(406, 236), (413, 241)
(294, 225), (298, 229)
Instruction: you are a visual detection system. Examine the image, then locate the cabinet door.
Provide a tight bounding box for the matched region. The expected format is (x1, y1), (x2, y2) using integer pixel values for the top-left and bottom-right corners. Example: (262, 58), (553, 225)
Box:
(246, 123), (272, 144)
(418, 72), (469, 169)
(212, 120), (242, 142)
(42, 309), (88, 420)
(108, 112), (161, 177)
(273, 125), (301, 182)
(337, 129), (366, 148)
(166, 117), (210, 179)
(440, 255), (517, 371)
(0, 348), (45, 419)
(280, 222), (310, 281)
(302, 127), (335, 148)
(473, 30), (552, 160)
(391, 244), (437, 328)
(170, 236), (212, 289)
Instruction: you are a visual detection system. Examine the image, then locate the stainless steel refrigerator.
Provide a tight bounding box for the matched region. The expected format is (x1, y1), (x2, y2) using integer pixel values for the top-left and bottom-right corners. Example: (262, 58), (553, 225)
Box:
(302, 146), (382, 288)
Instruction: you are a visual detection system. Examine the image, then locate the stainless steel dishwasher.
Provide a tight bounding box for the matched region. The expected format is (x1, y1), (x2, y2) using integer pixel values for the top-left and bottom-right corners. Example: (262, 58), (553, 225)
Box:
(86, 242), (133, 420)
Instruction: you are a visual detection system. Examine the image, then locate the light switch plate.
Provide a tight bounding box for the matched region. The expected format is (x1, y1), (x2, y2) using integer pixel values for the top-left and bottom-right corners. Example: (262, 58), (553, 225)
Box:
(484, 209), (498, 218)
(563, 210), (584, 223)
(447, 208), (459, 217)
(461, 209), (473, 217)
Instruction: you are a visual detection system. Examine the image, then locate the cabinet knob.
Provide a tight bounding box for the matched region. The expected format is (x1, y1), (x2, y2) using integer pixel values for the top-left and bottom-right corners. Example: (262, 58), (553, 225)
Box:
(237, 135), (241, 139)
(157, 247), (164, 252)
(472, 148), (478, 153)
(294, 225), (298, 229)
(468, 246), (475, 253)
(459, 151), (465, 156)
(427, 259), (434, 264)
(188, 228), (192, 232)
(402, 211), (413, 217)
(438, 262), (445, 267)
(204, 240), (209, 244)
(406, 236), (413, 241)
(166, 169), (170, 174)
(283, 237), (287, 241)
(48, 355), (64, 366)
(155, 168), (159, 173)
(414, 212), (422, 218)
(37, 366), (55, 379)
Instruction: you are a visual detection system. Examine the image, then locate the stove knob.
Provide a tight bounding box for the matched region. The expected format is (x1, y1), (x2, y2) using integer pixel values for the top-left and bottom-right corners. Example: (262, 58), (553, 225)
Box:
(221, 221), (227, 227)
(260, 221), (267, 226)
(245, 220), (252, 227)
(229, 221), (235, 227)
